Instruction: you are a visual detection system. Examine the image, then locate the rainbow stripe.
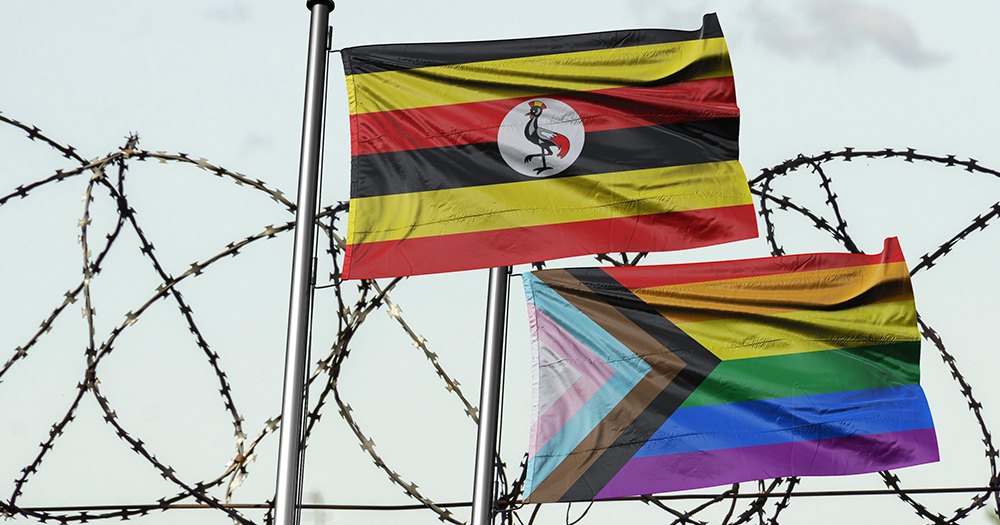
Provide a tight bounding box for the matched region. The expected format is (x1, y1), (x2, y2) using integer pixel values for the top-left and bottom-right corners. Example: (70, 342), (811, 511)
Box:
(521, 238), (937, 502)
(340, 14), (756, 279)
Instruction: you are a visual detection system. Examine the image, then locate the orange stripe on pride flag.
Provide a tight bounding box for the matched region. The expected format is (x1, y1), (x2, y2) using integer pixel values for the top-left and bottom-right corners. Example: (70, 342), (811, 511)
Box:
(342, 205), (758, 279)
(629, 261), (913, 324)
(604, 238), (907, 289)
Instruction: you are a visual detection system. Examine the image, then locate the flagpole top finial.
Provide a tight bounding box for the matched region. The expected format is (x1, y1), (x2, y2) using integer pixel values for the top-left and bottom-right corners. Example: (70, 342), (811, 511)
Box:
(306, 0), (334, 11)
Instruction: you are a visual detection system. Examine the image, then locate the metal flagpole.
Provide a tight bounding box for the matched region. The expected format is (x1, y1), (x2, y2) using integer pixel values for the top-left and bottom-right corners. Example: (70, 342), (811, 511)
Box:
(471, 266), (512, 525)
(274, 2), (334, 525)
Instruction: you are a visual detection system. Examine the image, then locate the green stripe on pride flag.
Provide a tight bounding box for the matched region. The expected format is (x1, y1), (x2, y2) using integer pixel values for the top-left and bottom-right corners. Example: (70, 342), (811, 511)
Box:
(680, 340), (921, 409)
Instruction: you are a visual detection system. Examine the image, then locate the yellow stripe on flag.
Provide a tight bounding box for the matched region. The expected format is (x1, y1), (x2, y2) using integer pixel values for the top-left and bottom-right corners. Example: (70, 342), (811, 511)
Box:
(674, 300), (920, 361)
(346, 161), (751, 245)
(346, 38), (732, 114)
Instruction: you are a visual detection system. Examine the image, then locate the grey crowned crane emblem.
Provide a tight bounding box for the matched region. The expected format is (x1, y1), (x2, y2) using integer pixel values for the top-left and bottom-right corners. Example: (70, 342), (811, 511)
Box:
(523, 100), (571, 175)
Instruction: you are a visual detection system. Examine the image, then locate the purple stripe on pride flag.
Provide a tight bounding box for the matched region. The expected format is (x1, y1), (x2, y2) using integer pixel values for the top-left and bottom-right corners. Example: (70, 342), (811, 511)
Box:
(528, 303), (616, 456)
(595, 427), (939, 499)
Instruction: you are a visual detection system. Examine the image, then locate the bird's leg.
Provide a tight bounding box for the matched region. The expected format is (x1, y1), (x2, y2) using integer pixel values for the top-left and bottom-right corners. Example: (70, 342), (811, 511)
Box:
(533, 152), (552, 174)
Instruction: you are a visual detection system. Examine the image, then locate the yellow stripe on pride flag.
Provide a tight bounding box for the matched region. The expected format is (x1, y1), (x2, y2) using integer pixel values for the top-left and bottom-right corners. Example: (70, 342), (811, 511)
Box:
(674, 300), (920, 361)
(346, 160), (751, 245)
(346, 38), (732, 114)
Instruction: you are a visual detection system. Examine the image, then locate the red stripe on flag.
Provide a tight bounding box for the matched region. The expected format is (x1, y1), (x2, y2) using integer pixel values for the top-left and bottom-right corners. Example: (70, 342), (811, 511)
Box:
(603, 237), (907, 289)
(341, 204), (757, 279)
(352, 77), (737, 156)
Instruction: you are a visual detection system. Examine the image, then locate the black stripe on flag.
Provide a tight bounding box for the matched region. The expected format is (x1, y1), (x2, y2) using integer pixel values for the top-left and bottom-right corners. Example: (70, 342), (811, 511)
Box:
(342, 14), (724, 75)
(353, 117), (740, 198)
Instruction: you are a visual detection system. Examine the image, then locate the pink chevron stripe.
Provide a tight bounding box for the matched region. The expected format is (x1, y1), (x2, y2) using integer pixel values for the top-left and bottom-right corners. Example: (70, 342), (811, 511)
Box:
(528, 303), (616, 455)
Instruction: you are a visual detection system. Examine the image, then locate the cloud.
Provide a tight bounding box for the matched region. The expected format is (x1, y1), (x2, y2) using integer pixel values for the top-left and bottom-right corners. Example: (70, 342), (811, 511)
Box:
(206, 0), (251, 23)
(240, 133), (274, 157)
(749, 0), (947, 68)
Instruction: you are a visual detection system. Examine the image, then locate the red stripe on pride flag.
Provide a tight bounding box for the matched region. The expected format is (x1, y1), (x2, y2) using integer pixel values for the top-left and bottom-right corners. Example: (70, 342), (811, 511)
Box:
(353, 77), (737, 156)
(603, 237), (907, 289)
(342, 204), (757, 279)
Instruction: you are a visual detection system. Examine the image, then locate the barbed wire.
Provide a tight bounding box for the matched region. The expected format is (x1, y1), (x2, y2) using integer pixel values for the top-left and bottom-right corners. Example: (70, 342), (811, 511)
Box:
(0, 111), (478, 524)
(748, 147), (1000, 525)
(2, 111), (998, 525)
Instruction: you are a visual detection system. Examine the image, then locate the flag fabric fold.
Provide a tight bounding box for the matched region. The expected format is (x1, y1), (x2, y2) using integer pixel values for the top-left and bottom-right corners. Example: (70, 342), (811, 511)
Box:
(521, 237), (938, 502)
(340, 13), (757, 279)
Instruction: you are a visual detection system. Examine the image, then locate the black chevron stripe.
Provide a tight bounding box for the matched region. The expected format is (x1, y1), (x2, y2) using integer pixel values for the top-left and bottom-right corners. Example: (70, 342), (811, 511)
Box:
(557, 267), (720, 501)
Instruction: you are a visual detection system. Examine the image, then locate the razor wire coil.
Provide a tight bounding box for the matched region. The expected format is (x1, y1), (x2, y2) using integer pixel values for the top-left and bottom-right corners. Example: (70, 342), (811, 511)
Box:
(1, 112), (998, 524)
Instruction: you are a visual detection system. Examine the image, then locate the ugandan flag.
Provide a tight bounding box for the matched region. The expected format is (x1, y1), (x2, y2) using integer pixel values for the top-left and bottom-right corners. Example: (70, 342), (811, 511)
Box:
(340, 13), (757, 279)
(521, 238), (938, 502)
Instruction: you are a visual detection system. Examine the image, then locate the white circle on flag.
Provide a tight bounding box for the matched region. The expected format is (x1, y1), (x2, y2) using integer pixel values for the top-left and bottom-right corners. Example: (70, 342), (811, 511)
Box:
(497, 98), (585, 178)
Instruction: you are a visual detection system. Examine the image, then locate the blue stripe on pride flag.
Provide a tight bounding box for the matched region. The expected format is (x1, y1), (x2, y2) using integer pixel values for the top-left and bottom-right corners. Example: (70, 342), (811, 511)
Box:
(523, 274), (652, 489)
(634, 385), (935, 458)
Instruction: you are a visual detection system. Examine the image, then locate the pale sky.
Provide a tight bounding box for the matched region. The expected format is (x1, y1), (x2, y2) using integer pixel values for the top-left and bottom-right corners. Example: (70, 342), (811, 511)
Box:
(2, 1), (1000, 524)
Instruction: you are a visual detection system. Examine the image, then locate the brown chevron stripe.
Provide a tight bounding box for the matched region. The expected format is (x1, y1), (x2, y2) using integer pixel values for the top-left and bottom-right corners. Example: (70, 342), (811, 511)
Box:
(527, 268), (720, 501)
(527, 269), (687, 501)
